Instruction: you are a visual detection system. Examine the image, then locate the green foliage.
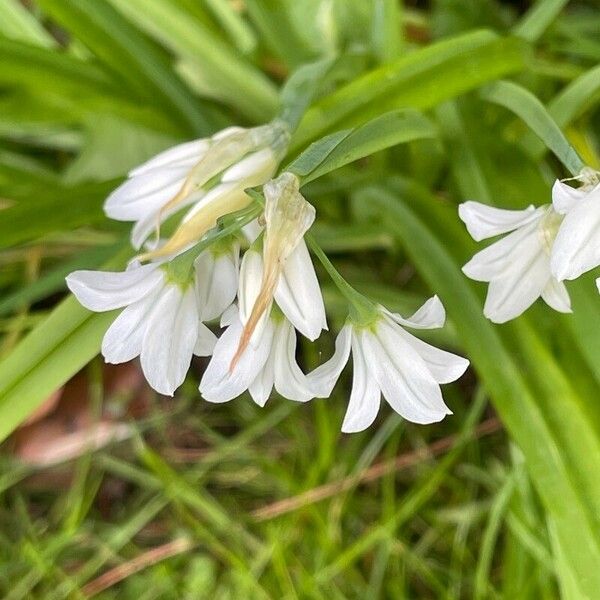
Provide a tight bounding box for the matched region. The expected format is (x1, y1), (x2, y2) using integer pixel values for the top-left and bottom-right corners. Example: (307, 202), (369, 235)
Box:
(0, 0), (599, 597)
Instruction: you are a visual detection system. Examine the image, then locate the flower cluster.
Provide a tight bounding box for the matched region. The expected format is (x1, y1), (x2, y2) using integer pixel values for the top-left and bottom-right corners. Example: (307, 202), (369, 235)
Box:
(67, 122), (469, 432)
(460, 168), (600, 323)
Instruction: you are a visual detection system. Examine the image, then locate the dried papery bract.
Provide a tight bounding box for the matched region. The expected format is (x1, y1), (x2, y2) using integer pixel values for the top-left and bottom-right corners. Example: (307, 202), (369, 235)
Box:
(230, 173), (315, 370)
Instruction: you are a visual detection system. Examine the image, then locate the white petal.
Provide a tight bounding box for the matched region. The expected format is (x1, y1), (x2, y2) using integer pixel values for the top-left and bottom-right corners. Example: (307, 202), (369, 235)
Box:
(101, 292), (157, 363)
(211, 126), (245, 141)
(341, 335), (381, 433)
(462, 217), (542, 283)
(275, 240), (327, 340)
(596, 278), (600, 294)
(196, 247), (239, 322)
(551, 179), (591, 214)
(551, 192), (600, 280)
(180, 181), (242, 223)
(221, 147), (275, 184)
(237, 250), (271, 345)
(220, 304), (238, 327)
(248, 352), (275, 407)
(389, 317), (469, 384)
(129, 139), (208, 177)
(458, 201), (540, 241)
(66, 264), (163, 312)
(541, 278), (572, 313)
(104, 167), (189, 221)
(140, 285), (198, 395)
(194, 322), (217, 356)
(307, 325), (352, 397)
(366, 321), (451, 424)
(200, 312), (274, 403)
(483, 245), (550, 323)
(384, 295), (445, 330)
(272, 320), (315, 403)
(242, 219), (262, 244)
(129, 188), (205, 250)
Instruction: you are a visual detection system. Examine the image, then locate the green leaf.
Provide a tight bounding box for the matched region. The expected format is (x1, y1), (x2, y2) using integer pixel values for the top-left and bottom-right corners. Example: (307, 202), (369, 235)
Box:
(63, 114), (178, 183)
(0, 180), (118, 249)
(279, 57), (336, 131)
(293, 31), (528, 150)
(106, 0), (279, 122)
(0, 37), (181, 135)
(202, 0), (257, 55)
(0, 0), (57, 47)
(0, 243), (122, 317)
(523, 64), (600, 159)
(0, 299), (114, 442)
(287, 109), (437, 184)
(0, 36), (118, 97)
(244, 0), (319, 68)
(371, 0), (402, 63)
(480, 80), (585, 175)
(0, 247), (130, 442)
(512, 0), (569, 43)
(36, 0), (209, 134)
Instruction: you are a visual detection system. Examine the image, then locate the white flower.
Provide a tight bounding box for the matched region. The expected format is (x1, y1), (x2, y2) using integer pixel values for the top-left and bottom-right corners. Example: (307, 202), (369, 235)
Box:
(459, 201), (571, 323)
(199, 246), (326, 405)
(230, 172), (321, 368)
(66, 263), (216, 396)
(195, 242), (240, 322)
(308, 297), (469, 432)
(551, 171), (600, 281)
(104, 121), (289, 256)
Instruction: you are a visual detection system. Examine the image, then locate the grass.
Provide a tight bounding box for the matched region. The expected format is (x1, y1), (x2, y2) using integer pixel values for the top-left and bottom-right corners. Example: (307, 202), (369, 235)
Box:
(1, 0), (600, 597)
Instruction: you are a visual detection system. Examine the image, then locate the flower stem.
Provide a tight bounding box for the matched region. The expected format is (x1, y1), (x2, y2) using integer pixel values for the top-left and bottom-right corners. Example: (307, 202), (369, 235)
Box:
(166, 202), (261, 285)
(305, 233), (379, 326)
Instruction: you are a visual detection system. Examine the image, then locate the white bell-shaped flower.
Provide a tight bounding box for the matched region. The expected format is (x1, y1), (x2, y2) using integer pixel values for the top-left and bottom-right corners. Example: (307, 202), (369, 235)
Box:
(66, 263), (216, 395)
(459, 201), (571, 323)
(104, 121), (289, 256)
(308, 297), (469, 432)
(199, 247), (324, 405)
(551, 170), (600, 281)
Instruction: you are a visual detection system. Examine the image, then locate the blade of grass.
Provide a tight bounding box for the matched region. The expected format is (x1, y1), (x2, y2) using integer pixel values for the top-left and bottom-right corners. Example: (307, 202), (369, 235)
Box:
(36, 0), (209, 134)
(480, 80), (585, 175)
(292, 31), (528, 150)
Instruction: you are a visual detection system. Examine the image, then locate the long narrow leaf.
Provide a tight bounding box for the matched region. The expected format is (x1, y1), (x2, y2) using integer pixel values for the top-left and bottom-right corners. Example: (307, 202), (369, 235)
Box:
(480, 80), (585, 175)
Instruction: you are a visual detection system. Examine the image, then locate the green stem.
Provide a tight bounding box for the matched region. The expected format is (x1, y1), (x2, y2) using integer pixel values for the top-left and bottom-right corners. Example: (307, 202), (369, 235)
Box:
(166, 203), (262, 285)
(305, 233), (379, 326)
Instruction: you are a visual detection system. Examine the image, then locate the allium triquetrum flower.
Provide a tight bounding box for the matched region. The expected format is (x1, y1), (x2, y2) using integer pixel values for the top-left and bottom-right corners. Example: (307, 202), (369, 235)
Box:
(550, 168), (600, 282)
(67, 261), (218, 396)
(200, 173), (327, 405)
(308, 297), (469, 432)
(459, 201), (571, 323)
(104, 121), (290, 257)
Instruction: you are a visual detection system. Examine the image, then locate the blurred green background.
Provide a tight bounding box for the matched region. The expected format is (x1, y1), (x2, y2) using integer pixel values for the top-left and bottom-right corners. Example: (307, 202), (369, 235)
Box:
(1, 0), (600, 598)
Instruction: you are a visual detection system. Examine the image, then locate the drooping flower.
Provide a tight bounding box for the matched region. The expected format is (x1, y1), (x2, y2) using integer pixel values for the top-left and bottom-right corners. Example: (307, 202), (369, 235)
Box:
(200, 171), (325, 404)
(66, 262), (216, 396)
(550, 169), (600, 281)
(308, 297), (469, 432)
(459, 201), (571, 323)
(231, 171), (317, 368)
(104, 121), (290, 257)
(199, 247), (325, 405)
